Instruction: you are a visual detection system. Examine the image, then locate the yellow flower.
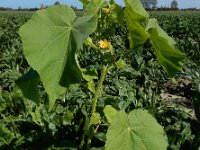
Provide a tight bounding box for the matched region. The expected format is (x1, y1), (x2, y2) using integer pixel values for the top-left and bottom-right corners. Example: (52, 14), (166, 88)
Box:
(99, 39), (113, 54)
(99, 39), (109, 49)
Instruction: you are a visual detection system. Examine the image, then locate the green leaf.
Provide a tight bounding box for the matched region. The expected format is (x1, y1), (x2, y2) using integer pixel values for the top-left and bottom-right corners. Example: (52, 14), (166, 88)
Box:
(48, 123), (57, 134)
(146, 18), (185, 76)
(115, 58), (127, 69)
(110, 3), (125, 24)
(105, 109), (167, 150)
(90, 112), (101, 125)
(79, 0), (90, 9)
(81, 67), (98, 81)
(16, 69), (40, 103)
(19, 5), (97, 109)
(85, 37), (98, 49)
(0, 124), (15, 146)
(87, 80), (96, 94)
(124, 0), (149, 49)
(103, 105), (118, 124)
(85, 0), (104, 15)
(29, 105), (43, 126)
(146, 19), (176, 47)
(55, 105), (64, 114)
(63, 110), (74, 125)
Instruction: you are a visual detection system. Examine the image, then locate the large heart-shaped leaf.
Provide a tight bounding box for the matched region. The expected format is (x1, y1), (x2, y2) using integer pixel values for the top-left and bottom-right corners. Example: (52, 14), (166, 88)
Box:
(105, 109), (167, 150)
(146, 18), (185, 76)
(19, 5), (97, 109)
(124, 0), (149, 49)
(85, 0), (104, 14)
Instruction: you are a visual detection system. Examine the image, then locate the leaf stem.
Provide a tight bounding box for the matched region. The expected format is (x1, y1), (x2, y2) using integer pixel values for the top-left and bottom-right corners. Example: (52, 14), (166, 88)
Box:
(91, 65), (107, 116)
(87, 65), (106, 149)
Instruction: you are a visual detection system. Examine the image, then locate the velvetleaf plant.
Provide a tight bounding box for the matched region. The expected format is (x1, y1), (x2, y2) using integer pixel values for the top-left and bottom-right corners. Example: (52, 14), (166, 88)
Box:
(17, 0), (185, 149)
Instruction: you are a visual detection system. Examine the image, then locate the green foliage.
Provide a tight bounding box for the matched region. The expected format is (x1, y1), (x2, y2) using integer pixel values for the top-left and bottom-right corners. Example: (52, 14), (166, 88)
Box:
(90, 112), (101, 125)
(146, 18), (185, 76)
(0, 87), (78, 149)
(125, 0), (149, 49)
(0, 12), (30, 90)
(125, 0), (184, 77)
(16, 69), (40, 103)
(81, 67), (98, 81)
(19, 5), (98, 109)
(155, 96), (200, 149)
(150, 11), (200, 65)
(182, 60), (200, 121)
(84, 0), (104, 14)
(79, 0), (90, 9)
(1, 1), (200, 150)
(106, 109), (167, 150)
(103, 105), (117, 124)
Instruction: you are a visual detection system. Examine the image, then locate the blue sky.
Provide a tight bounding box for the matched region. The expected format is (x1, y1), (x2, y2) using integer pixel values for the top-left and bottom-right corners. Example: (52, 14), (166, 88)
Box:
(0, 0), (200, 9)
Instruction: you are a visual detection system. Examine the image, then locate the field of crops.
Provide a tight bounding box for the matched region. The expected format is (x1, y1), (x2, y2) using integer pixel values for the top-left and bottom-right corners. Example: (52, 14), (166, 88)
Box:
(0, 3), (200, 150)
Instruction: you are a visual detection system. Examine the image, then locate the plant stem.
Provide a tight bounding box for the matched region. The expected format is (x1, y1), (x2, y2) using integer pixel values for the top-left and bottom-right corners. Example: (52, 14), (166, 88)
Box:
(86, 65), (107, 150)
(91, 65), (107, 116)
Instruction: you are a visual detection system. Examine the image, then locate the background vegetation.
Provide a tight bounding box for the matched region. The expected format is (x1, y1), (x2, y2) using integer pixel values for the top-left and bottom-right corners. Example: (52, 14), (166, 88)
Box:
(0, 7), (200, 150)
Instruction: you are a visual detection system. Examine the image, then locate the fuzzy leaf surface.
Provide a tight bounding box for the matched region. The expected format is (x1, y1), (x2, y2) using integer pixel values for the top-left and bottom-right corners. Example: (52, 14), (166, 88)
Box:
(103, 105), (118, 124)
(19, 5), (97, 109)
(106, 109), (167, 150)
(146, 18), (185, 76)
(124, 0), (149, 49)
(85, 0), (104, 14)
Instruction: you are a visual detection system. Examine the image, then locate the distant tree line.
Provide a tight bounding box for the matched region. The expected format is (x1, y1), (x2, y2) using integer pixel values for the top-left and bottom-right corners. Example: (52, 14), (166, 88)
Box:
(141, 0), (178, 10)
(0, 0), (199, 11)
(141, 0), (199, 11)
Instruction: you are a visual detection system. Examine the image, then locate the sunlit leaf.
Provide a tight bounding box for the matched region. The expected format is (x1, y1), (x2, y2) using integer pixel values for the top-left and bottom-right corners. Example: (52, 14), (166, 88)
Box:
(90, 112), (101, 125)
(85, 0), (104, 15)
(124, 0), (149, 49)
(146, 18), (185, 76)
(106, 109), (167, 150)
(115, 58), (127, 69)
(103, 105), (117, 124)
(81, 67), (98, 81)
(0, 124), (15, 145)
(85, 37), (98, 49)
(19, 5), (97, 109)
(87, 80), (96, 94)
